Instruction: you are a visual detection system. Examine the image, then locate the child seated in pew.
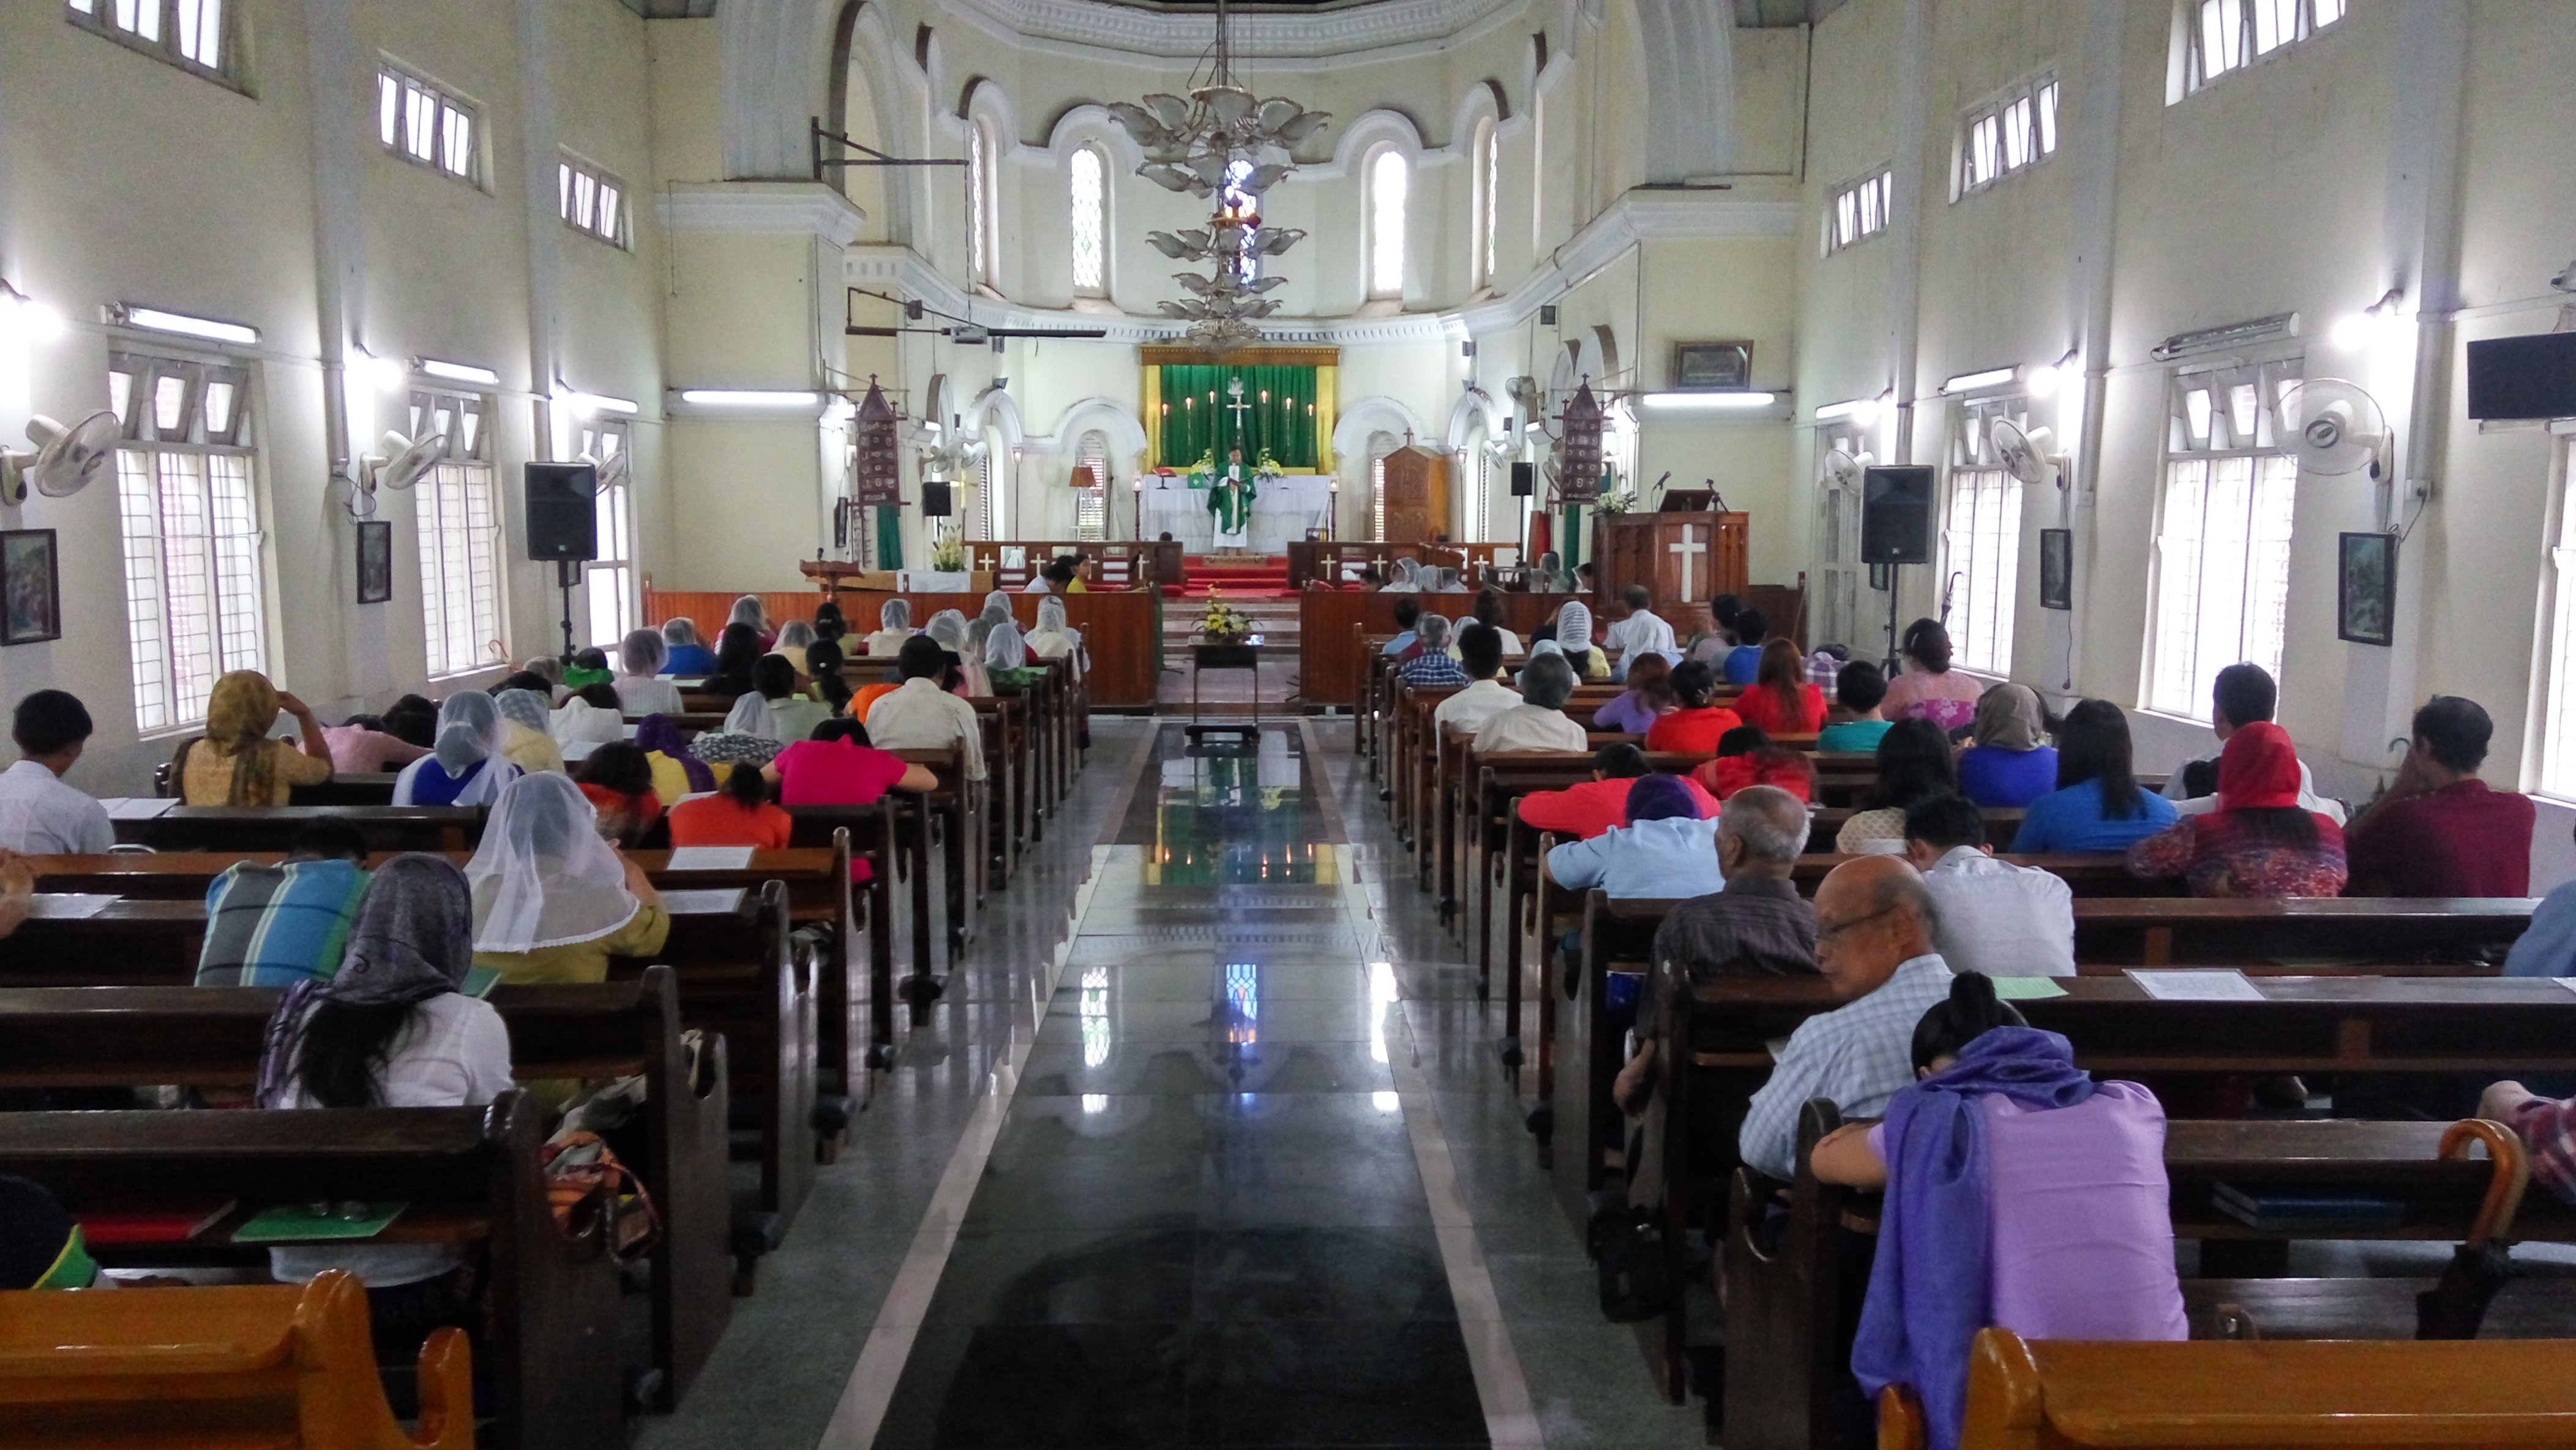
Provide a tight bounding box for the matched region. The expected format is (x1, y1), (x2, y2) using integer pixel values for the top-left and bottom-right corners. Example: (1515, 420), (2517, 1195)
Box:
(1691, 726), (1816, 803)
(1815, 661), (1893, 754)
(258, 854), (512, 1353)
(804, 639), (853, 717)
(574, 743), (664, 848)
(466, 774), (668, 986)
(1812, 973), (2185, 1450)
(197, 819), (372, 987)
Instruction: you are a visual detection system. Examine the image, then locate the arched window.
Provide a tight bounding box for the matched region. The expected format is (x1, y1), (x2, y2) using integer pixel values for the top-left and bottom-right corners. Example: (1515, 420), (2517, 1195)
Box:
(1368, 149), (1407, 298)
(1472, 119), (1499, 289)
(968, 120), (996, 288)
(1075, 430), (1109, 539)
(1368, 430), (1398, 540)
(1069, 145), (1106, 295)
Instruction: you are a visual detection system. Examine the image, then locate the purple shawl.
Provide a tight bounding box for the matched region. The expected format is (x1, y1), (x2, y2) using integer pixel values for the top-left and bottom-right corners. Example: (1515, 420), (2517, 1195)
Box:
(1851, 1026), (2097, 1450)
(635, 713), (714, 793)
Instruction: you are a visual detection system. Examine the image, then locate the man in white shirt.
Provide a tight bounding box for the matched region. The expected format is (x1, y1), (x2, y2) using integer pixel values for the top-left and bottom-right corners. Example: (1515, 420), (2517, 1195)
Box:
(1471, 650), (1589, 755)
(861, 637), (989, 781)
(2163, 662), (2346, 824)
(1434, 625), (1522, 739)
(1601, 586), (1680, 683)
(1901, 795), (2075, 977)
(1740, 855), (1956, 1180)
(0, 691), (114, 855)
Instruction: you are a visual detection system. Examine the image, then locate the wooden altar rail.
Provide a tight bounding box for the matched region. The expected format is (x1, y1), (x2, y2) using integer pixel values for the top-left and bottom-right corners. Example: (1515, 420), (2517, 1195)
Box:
(1298, 591), (1585, 708)
(643, 590), (1163, 711)
(1284, 541), (1521, 591)
(964, 539), (1184, 593)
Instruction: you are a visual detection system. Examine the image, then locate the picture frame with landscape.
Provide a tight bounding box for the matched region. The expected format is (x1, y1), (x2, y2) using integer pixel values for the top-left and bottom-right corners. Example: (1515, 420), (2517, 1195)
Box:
(0, 529), (61, 645)
(2337, 531), (2395, 647)
(357, 520), (394, 605)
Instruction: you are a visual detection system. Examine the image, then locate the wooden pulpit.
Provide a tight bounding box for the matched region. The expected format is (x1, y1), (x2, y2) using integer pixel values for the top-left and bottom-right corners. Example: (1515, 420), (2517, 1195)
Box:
(1593, 511), (1747, 630)
(1379, 443), (1452, 544)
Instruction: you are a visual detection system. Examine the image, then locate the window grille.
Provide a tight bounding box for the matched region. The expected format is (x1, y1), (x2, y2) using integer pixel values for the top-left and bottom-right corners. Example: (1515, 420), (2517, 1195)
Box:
(2145, 358), (2304, 719)
(1943, 397), (2032, 677)
(108, 352), (264, 732)
(558, 154), (629, 247)
(1827, 170), (1893, 254)
(379, 64), (481, 186)
(2182, 0), (2345, 97)
(411, 388), (504, 677)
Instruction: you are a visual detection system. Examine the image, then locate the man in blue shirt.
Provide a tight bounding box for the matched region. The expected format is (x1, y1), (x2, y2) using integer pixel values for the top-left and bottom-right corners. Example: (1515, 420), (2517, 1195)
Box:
(1543, 775), (1721, 900)
(1723, 608), (1770, 686)
(1380, 597), (1421, 657)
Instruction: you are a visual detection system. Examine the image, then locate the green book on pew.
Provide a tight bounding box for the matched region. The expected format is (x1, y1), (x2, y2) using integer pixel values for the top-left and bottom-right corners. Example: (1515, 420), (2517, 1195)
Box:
(231, 1201), (408, 1243)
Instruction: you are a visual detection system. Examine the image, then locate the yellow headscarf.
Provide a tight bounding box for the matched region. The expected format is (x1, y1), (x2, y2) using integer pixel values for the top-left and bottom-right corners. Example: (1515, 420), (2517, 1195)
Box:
(203, 671), (283, 805)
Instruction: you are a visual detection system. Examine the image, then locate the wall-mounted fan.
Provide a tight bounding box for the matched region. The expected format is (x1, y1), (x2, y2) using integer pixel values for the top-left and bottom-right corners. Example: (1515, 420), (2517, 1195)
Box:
(2, 411), (119, 503)
(346, 429), (446, 518)
(2278, 378), (2392, 481)
(577, 448), (632, 490)
(1822, 448), (1877, 490)
(1988, 419), (2062, 489)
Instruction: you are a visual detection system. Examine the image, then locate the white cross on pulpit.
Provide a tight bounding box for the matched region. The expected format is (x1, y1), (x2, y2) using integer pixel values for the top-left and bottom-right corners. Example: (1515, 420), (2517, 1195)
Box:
(1667, 524), (1707, 601)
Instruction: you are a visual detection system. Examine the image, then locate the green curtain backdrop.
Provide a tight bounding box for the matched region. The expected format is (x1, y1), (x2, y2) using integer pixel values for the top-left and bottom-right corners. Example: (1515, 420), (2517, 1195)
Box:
(1156, 365), (1320, 470)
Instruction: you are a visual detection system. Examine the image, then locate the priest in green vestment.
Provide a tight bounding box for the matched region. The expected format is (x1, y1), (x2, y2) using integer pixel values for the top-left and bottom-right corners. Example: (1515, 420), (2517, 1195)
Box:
(1208, 445), (1257, 552)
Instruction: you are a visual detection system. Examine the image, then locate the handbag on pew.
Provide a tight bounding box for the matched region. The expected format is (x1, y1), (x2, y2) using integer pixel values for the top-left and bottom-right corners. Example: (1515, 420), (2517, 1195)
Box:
(541, 1129), (662, 1262)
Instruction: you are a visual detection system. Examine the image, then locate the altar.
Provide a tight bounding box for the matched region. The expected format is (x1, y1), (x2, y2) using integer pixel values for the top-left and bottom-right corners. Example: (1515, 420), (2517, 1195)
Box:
(1140, 473), (1333, 554)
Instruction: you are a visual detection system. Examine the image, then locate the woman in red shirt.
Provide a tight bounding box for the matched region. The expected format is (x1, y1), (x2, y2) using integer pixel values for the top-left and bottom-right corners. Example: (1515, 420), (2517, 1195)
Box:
(1733, 639), (1827, 735)
(1642, 659), (1744, 754)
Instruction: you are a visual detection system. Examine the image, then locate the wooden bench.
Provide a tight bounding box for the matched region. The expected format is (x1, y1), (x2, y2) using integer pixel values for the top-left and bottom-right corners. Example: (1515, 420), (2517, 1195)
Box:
(0, 969), (733, 1412)
(0, 1090), (621, 1450)
(0, 1270), (473, 1450)
(2073, 896), (2537, 966)
(114, 806), (485, 853)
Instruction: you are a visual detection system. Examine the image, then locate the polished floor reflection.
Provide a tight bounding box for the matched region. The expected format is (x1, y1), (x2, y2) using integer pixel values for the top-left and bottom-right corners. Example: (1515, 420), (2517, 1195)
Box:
(874, 725), (1490, 1449)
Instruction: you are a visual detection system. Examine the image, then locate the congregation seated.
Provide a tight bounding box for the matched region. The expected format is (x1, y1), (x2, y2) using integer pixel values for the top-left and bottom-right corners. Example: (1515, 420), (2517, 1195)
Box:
(924, 611), (989, 697)
(985, 618), (1042, 690)
(178, 672), (337, 806)
(1027, 596), (1085, 675)
(2164, 662), (2347, 823)
(2007, 699), (2176, 853)
(865, 636), (990, 782)
(573, 742), (663, 847)
(493, 687), (567, 775)
(1901, 795), (2073, 978)
(1691, 725), (1815, 803)
(1815, 659), (1892, 753)
(1590, 650), (1673, 734)
(616, 628), (687, 715)
(258, 853), (513, 1354)
(323, 712), (433, 775)
(1397, 616), (1469, 687)
(770, 718), (936, 810)
(1813, 974), (2185, 1449)
(198, 819), (372, 986)
(1472, 650), (1587, 754)
(466, 772), (669, 985)
(1735, 639), (1827, 735)
(863, 598), (915, 658)
(1879, 618), (1983, 731)
(1382, 597), (1422, 656)
(1739, 856), (1956, 1180)
(1642, 659), (1742, 754)
(1551, 600), (1609, 681)
(394, 693), (522, 806)
(2342, 694), (2533, 897)
(1720, 607), (1769, 686)
(1468, 588), (1521, 655)
(0, 689), (113, 853)
(1541, 775), (1721, 901)
(2125, 721), (2348, 896)
(657, 617), (717, 677)
(1519, 743), (1717, 840)
(1956, 683), (2056, 808)
(1602, 585), (1678, 682)
(700, 623), (765, 702)
(1436, 625), (1520, 736)
(752, 655), (832, 743)
(1837, 718), (1956, 854)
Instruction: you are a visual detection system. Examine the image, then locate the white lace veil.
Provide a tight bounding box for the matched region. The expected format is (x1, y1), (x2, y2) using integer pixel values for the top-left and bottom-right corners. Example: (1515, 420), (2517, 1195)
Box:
(466, 772), (640, 953)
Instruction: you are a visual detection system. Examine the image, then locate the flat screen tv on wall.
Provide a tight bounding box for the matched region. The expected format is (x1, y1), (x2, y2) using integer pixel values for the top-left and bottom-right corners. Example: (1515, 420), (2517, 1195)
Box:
(2466, 332), (2576, 421)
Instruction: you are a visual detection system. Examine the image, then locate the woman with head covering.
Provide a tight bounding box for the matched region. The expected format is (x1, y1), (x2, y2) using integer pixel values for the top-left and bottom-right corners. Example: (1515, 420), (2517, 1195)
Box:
(1027, 595), (1085, 678)
(257, 854), (514, 1310)
(968, 593), (1013, 651)
(1734, 638), (1827, 736)
(178, 672), (337, 806)
(924, 609), (989, 697)
(699, 623), (765, 702)
(1818, 974), (2185, 1450)
(756, 655), (831, 741)
(1880, 617), (1986, 732)
(1553, 600), (1609, 681)
(633, 713), (714, 802)
(1835, 718), (1960, 854)
(692, 690), (791, 771)
(1382, 558), (1421, 592)
(728, 594), (774, 650)
(659, 617), (717, 677)
(864, 598), (915, 658)
(615, 628), (686, 716)
(985, 618), (1038, 688)
(492, 688), (567, 775)
(1957, 683), (2058, 808)
(2125, 722), (2346, 897)
(550, 683), (628, 751)
(394, 693), (523, 806)
(772, 620), (817, 676)
(466, 773), (670, 985)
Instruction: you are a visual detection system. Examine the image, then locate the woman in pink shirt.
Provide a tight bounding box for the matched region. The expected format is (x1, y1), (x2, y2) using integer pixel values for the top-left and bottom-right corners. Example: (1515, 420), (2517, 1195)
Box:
(759, 721), (937, 881)
(1878, 618), (1986, 734)
(323, 716), (433, 773)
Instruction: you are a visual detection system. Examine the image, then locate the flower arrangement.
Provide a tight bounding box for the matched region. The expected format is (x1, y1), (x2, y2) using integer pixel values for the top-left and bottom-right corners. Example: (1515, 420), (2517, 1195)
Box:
(929, 535), (967, 572)
(1200, 592), (1251, 644)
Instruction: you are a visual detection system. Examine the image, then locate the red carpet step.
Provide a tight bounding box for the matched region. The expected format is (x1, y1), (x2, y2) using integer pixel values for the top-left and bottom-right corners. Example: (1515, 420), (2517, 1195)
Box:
(1169, 555), (1293, 599)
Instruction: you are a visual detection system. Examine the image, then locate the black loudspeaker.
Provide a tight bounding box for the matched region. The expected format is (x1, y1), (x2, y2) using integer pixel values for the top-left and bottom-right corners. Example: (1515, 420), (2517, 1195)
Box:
(923, 481), (953, 517)
(1859, 465), (1936, 565)
(524, 462), (598, 562)
(1510, 461), (1534, 497)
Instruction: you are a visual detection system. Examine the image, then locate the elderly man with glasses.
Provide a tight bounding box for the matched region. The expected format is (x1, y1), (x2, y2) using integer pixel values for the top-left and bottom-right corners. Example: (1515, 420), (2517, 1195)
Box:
(1736, 855), (1956, 1181)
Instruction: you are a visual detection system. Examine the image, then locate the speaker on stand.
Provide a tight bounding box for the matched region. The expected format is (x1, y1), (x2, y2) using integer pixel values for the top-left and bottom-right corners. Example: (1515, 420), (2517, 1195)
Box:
(923, 481), (953, 517)
(1859, 464), (1935, 674)
(525, 462), (599, 662)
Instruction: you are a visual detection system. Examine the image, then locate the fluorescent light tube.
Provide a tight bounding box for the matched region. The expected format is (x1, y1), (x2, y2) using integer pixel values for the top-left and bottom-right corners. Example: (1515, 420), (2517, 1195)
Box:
(679, 389), (822, 407)
(1942, 367), (2018, 394)
(419, 358), (501, 386)
(1640, 391), (1777, 410)
(1814, 397), (1879, 423)
(121, 306), (259, 345)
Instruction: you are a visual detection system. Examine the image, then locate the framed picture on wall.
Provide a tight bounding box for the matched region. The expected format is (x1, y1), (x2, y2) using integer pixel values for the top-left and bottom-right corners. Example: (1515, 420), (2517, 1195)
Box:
(2337, 531), (2395, 646)
(1672, 341), (1754, 391)
(2039, 528), (2073, 610)
(0, 529), (61, 645)
(356, 521), (394, 605)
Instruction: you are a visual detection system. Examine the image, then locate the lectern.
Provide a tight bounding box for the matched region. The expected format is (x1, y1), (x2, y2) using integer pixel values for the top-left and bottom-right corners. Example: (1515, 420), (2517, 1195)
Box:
(1593, 511), (1747, 631)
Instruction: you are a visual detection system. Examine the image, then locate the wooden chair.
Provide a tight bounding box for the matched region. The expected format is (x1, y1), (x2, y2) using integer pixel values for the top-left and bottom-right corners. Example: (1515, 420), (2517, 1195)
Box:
(0, 1270), (473, 1450)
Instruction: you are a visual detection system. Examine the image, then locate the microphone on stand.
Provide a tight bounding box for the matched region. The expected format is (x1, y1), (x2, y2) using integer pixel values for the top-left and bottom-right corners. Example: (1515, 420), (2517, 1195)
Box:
(1651, 471), (1671, 508)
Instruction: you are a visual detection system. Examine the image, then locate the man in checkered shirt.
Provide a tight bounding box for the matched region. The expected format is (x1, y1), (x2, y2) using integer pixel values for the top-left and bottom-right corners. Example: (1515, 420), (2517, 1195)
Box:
(1738, 855), (1956, 1181)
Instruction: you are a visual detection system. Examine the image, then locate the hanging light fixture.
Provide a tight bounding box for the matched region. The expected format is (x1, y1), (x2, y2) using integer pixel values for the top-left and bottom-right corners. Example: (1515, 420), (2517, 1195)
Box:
(1107, 0), (1327, 353)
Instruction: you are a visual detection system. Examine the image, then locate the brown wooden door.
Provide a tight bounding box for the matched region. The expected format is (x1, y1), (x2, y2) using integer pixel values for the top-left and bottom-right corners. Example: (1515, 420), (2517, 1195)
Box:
(1381, 445), (1451, 543)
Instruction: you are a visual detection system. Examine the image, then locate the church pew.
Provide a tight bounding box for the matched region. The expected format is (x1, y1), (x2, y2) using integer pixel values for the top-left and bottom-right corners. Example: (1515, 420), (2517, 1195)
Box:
(0, 1271), (474, 1450)
(2073, 896), (2536, 966)
(0, 969), (733, 1413)
(1303, 589), (1592, 708)
(0, 1091), (623, 1450)
(113, 806), (484, 853)
(886, 748), (978, 990)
